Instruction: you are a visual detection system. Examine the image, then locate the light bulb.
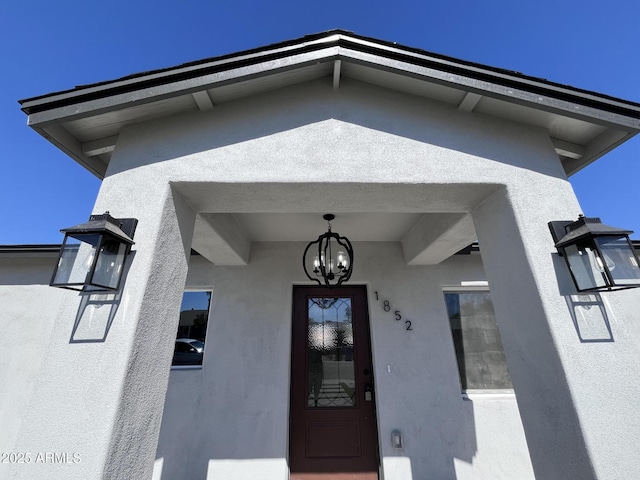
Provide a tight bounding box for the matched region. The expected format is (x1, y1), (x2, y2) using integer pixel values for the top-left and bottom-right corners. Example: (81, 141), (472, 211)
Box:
(602, 252), (616, 271)
(82, 248), (96, 271)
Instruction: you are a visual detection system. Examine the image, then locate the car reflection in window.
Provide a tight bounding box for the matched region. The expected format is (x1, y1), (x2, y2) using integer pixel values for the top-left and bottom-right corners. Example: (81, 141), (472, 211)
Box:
(173, 338), (205, 366)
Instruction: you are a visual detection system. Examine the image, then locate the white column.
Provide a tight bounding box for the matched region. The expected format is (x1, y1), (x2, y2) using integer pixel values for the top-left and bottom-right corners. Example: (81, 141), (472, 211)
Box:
(473, 183), (640, 480)
(7, 179), (195, 480)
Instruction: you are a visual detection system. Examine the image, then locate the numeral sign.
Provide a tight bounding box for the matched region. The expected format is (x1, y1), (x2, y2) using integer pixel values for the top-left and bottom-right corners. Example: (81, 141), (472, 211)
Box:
(374, 291), (413, 331)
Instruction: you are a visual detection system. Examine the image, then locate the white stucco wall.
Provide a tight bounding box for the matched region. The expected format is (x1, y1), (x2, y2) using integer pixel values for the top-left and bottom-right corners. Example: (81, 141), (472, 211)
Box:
(3, 77), (640, 479)
(0, 257), (61, 454)
(154, 242), (534, 480)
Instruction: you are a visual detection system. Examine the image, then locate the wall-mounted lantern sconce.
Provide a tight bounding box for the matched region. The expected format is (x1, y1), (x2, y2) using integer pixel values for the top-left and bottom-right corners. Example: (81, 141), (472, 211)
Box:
(303, 214), (353, 287)
(549, 215), (640, 292)
(50, 212), (138, 292)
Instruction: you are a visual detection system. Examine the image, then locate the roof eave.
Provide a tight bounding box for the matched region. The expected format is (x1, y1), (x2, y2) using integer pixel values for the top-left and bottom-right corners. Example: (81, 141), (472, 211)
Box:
(19, 31), (640, 179)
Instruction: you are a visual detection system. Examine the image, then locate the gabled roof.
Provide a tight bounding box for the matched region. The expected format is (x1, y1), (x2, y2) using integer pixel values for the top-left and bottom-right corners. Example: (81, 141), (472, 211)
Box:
(20, 29), (640, 178)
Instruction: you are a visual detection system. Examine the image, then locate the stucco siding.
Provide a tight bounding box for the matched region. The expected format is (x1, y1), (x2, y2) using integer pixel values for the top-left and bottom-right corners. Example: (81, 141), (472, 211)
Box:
(155, 242), (534, 480)
(0, 257), (61, 454)
(4, 76), (640, 479)
(100, 78), (571, 215)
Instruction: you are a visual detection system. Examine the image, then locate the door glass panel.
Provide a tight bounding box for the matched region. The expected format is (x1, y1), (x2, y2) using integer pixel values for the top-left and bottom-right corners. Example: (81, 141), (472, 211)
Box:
(307, 297), (355, 408)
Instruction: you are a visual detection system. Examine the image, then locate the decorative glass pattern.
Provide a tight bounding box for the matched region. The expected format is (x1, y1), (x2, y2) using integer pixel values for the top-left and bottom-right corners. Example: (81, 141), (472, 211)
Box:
(307, 297), (355, 407)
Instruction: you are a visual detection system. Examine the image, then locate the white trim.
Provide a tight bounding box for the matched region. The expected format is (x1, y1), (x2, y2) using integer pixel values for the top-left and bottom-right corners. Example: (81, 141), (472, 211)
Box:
(462, 390), (516, 400)
(442, 283), (489, 291)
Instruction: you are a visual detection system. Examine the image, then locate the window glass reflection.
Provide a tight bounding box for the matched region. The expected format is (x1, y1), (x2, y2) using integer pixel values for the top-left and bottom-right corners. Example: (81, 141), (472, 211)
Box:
(172, 291), (211, 367)
(445, 292), (512, 391)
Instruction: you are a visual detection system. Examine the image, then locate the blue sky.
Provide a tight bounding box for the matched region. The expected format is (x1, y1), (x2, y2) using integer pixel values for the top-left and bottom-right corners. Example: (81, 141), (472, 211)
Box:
(1, 1), (639, 244)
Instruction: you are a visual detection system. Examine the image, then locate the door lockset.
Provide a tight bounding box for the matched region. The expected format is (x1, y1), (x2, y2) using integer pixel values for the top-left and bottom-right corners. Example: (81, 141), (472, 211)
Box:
(364, 383), (373, 401)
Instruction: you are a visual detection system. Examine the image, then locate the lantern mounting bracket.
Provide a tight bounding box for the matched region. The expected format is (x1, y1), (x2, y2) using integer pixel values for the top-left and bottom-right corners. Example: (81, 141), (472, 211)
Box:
(548, 220), (574, 254)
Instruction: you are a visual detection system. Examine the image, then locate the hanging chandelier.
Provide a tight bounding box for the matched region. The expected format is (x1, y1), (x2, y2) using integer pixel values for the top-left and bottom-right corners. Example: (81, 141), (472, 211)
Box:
(303, 214), (354, 287)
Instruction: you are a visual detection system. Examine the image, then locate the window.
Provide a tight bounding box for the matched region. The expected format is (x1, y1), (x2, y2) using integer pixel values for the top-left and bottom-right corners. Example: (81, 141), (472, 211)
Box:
(444, 291), (512, 391)
(172, 291), (211, 367)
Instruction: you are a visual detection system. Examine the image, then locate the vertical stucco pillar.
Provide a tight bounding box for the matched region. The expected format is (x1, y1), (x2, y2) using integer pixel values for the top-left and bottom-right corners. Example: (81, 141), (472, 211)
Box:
(7, 178), (195, 480)
(473, 181), (640, 480)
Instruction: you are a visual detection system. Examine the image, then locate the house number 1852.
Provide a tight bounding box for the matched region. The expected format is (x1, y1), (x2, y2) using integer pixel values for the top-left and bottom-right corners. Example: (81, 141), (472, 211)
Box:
(374, 291), (413, 331)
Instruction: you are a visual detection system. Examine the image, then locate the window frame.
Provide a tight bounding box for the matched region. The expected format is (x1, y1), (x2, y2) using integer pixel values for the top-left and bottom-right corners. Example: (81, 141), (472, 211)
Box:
(442, 286), (514, 397)
(171, 288), (213, 370)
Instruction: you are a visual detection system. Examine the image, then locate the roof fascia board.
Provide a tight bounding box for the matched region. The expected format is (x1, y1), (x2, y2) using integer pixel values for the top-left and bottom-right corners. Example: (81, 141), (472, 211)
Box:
(338, 47), (640, 131)
(21, 32), (640, 126)
(341, 34), (640, 115)
(0, 244), (61, 258)
(20, 34), (346, 113)
(27, 41), (640, 132)
(26, 46), (341, 127)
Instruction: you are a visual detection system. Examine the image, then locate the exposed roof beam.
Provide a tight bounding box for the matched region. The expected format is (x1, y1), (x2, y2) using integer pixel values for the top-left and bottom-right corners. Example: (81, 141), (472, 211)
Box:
(551, 138), (585, 160)
(192, 90), (214, 111)
(458, 92), (482, 112)
(402, 213), (477, 265)
(192, 213), (249, 266)
(563, 129), (632, 175)
(82, 135), (118, 157)
(333, 60), (342, 90)
(40, 125), (107, 178)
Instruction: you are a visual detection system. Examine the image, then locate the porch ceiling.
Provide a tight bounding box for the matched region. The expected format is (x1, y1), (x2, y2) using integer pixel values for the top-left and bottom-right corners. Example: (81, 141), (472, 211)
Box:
(233, 213), (423, 242)
(181, 180), (494, 267)
(176, 181), (496, 266)
(190, 212), (477, 267)
(20, 31), (640, 179)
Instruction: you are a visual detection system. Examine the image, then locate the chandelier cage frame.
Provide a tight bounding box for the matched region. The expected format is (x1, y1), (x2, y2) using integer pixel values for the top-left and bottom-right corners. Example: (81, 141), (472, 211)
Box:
(303, 215), (354, 287)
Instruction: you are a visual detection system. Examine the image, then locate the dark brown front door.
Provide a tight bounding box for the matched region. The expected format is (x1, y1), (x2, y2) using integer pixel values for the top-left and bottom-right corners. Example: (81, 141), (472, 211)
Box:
(290, 285), (379, 480)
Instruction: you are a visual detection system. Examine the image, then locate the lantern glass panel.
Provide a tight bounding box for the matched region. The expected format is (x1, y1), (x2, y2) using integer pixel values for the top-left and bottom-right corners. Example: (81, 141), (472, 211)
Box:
(89, 237), (128, 290)
(564, 242), (607, 291)
(595, 236), (640, 286)
(51, 234), (101, 288)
